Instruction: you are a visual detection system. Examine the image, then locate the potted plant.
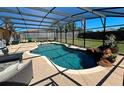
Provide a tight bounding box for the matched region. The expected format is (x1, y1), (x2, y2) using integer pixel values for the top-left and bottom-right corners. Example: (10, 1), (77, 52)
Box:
(104, 34), (119, 53)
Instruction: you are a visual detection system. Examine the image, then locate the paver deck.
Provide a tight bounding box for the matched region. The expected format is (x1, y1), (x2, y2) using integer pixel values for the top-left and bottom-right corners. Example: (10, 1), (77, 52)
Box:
(7, 42), (124, 86)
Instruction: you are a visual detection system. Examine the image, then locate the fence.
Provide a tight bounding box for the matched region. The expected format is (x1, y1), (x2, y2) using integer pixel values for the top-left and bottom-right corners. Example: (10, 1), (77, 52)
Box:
(19, 30), (124, 54)
(20, 32), (55, 42)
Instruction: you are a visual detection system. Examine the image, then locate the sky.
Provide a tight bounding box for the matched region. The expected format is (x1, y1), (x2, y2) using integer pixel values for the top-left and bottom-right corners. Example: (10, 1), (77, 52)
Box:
(76, 17), (124, 31)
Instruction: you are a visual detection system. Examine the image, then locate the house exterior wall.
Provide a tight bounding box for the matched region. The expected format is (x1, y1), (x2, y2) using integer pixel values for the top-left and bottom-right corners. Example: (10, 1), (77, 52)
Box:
(0, 28), (11, 45)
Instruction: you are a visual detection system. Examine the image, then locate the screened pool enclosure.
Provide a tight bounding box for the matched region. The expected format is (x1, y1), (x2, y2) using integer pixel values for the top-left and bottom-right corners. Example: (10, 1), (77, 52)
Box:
(0, 7), (124, 53)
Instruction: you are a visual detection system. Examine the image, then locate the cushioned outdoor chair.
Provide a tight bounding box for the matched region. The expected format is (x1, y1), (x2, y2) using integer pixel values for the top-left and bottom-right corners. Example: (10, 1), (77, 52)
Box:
(0, 52), (23, 63)
(0, 60), (33, 86)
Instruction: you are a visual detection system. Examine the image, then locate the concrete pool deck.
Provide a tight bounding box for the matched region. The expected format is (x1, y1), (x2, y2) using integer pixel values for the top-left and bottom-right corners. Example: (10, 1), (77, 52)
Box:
(7, 42), (124, 86)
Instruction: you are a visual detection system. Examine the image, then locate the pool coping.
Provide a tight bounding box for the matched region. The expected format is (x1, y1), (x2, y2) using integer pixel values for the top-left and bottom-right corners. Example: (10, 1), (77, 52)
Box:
(26, 42), (107, 74)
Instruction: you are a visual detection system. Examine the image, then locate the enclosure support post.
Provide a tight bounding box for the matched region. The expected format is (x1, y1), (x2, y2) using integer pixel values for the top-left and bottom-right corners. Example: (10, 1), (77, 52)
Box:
(103, 17), (106, 46)
(60, 27), (62, 42)
(24, 32), (26, 43)
(25, 32), (27, 43)
(65, 29), (67, 43)
(45, 31), (47, 41)
(83, 19), (86, 48)
(47, 30), (48, 41)
(38, 30), (40, 42)
(72, 22), (74, 45)
(54, 30), (55, 41)
(27, 31), (28, 42)
(56, 29), (58, 42)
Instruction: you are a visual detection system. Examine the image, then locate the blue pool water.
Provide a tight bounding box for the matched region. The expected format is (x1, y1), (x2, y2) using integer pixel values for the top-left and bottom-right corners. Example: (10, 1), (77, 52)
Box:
(31, 43), (97, 70)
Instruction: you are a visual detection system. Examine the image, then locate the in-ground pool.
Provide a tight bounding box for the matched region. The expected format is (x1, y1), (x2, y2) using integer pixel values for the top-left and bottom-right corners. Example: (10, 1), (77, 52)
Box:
(31, 43), (97, 70)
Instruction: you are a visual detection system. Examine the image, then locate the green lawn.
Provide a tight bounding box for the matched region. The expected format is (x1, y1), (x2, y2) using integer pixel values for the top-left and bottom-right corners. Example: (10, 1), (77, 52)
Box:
(118, 43), (124, 53)
(61, 38), (124, 54)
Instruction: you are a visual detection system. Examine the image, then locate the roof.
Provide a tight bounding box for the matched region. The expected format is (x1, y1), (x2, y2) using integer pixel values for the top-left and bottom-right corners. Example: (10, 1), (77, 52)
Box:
(0, 7), (124, 32)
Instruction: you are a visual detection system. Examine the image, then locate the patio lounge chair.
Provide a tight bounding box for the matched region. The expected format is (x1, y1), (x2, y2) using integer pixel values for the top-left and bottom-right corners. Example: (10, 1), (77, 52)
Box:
(0, 52), (23, 63)
(0, 60), (33, 86)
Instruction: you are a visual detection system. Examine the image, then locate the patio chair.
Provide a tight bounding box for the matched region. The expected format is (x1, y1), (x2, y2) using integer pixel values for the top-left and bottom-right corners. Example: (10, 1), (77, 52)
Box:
(0, 60), (33, 86)
(0, 52), (23, 63)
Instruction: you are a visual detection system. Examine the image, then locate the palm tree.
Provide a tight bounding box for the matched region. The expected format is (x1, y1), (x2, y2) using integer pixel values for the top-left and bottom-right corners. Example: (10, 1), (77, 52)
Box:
(66, 22), (76, 32)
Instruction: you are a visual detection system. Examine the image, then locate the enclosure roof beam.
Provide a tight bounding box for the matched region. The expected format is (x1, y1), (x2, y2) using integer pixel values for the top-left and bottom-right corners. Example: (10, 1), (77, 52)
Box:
(14, 26), (55, 30)
(35, 8), (88, 28)
(27, 7), (88, 20)
(50, 10), (88, 28)
(0, 22), (4, 26)
(98, 10), (124, 16)
(28, 8), (87, 26)
(0, 18), (5, 27)
(0, 8), (65, 21)
(86, 23), (124, 30)
(27, 7), (71, 17)
(0, 18), (6, 23)
(38, 7), (56, 32)
(15, 28), (24, 31)
(93, 7), (123, 11)
(0, 16), (55, 24)
(12, 22), (57, 27)
(79, 7), (106, 18)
